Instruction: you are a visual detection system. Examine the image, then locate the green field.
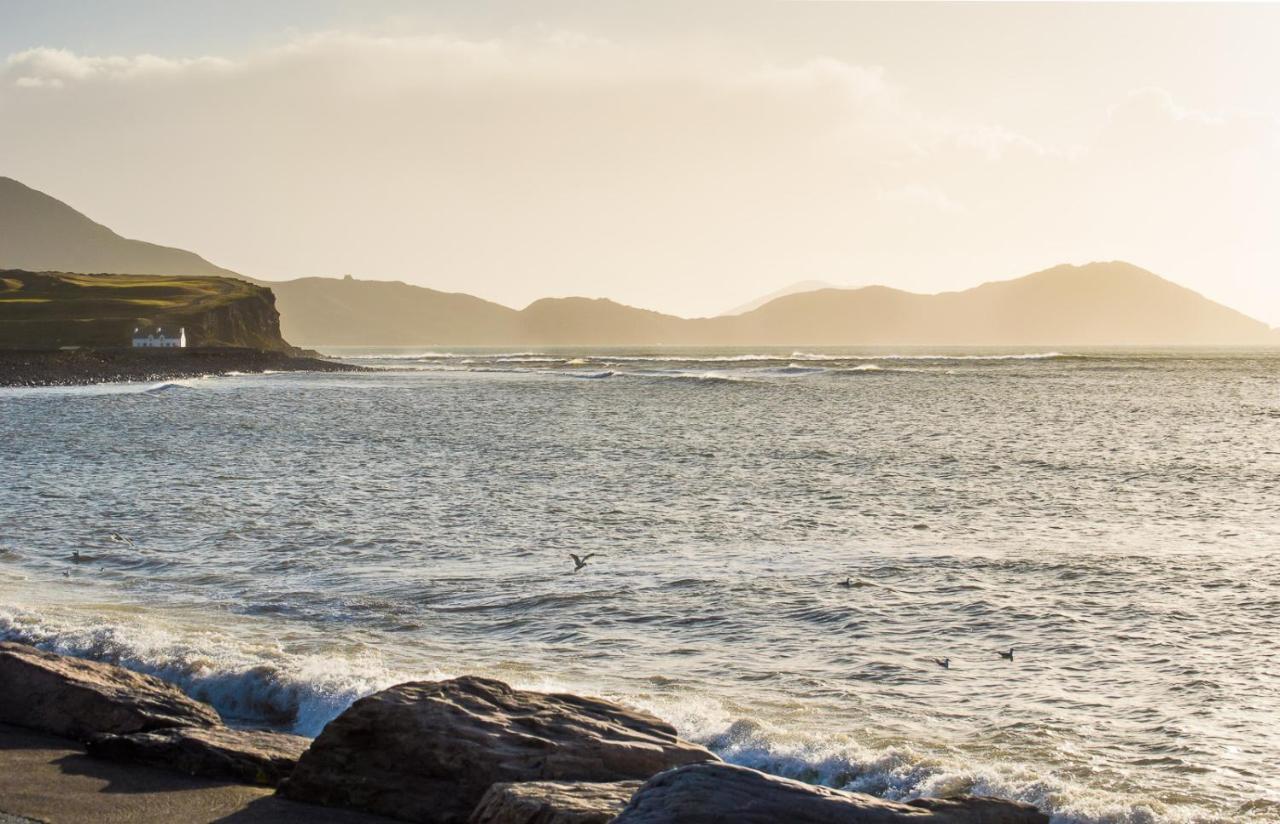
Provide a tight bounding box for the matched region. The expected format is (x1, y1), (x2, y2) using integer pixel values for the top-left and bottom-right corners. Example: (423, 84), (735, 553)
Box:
(0, 270), (289, 350)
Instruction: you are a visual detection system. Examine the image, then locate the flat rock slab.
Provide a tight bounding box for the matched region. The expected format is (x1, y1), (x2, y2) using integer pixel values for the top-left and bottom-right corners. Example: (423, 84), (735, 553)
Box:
(88, 724), (310, 786)
(469, 780), (641, 824)
(281, 676), (717, 824)
(613, 763), (1049, 824)
(0, 642), (221, 740)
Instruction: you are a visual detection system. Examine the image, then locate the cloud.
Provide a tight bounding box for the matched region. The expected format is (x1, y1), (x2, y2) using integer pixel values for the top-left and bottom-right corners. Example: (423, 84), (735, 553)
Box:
(4, 47), (232, 87)
(0, 30), (1275, 323)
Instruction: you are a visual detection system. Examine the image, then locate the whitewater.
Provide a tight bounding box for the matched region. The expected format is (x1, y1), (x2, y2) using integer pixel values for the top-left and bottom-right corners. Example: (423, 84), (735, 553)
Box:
(2, 347), (1278, 823)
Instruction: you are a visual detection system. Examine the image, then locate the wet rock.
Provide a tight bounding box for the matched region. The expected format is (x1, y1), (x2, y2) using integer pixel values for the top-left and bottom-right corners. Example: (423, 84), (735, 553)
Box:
(468, 780), (640, 824)
(87, 725), (310, 786)
(280, 676), (717, 823)
(0, 641), (221, 740)
(613, 763), (1049, 824)
(904, 795), (1050, 822)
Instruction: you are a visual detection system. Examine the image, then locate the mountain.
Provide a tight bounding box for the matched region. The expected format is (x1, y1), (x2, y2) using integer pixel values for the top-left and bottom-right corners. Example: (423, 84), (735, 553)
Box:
(0, 177), (239, 279)
(267, 276), (519, 346)
(709, 263), (1276, 346)
(722, 280), (837, 316)
(0, 270), (291, 350)
(1, 176), (1274, 346)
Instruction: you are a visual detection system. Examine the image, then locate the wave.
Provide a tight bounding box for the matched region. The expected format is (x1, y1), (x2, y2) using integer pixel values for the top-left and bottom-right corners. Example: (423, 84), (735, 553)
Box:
(0, 603), (403, 737)
(641, 371), (763, 385)
(144, 381), (198, 394)
(0, 602), (1227, 822)
(770, 363), (828, 375)
(340, 351), (547, 361)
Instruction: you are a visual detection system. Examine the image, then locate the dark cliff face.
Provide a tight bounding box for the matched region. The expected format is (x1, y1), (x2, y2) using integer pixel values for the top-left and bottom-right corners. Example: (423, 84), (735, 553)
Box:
(167, 285), (288, 350)
(0, 270), (292, 351)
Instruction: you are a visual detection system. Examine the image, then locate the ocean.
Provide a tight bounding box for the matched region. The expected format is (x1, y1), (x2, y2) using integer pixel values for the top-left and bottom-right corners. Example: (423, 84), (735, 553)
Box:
(2, 348), (1278, 823)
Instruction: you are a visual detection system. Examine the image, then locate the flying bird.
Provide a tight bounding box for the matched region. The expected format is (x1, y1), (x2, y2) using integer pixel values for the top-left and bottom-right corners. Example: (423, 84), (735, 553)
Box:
(997, 648), (1014, 660)
(840, 577), (914, 594)
(933, 657), (950, 670)
(569, 553), (596, 572)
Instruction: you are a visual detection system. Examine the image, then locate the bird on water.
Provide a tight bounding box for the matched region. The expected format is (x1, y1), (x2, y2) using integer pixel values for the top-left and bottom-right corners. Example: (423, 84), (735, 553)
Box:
(110, 533), (134, 547)
(934, 657), (950, 669)
(569, 553), (595, 572)
(997, 648), (1014, 660)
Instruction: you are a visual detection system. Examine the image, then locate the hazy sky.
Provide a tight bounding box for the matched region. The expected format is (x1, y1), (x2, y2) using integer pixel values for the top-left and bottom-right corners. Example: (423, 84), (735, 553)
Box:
(2, 1), (1278, 324)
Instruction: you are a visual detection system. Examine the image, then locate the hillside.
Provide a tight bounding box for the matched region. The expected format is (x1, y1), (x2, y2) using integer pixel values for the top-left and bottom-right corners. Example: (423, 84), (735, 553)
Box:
(267, 276), (519, 346)
(0, 177), (239, 279)
(710, 262), (1277, 346)
(0, 177), (1274, 347)
(0, 270), (291, 350)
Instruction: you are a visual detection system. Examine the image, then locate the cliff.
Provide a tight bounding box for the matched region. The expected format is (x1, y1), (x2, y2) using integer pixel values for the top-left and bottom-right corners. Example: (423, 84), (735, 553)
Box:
(0, 270), (291, 351)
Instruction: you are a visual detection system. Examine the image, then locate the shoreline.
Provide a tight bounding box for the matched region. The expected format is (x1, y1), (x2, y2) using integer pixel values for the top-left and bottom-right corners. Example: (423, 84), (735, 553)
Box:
(0, 640), (1051, 824)
(0, 723), (391, 824)
(0, 348), (366, 388)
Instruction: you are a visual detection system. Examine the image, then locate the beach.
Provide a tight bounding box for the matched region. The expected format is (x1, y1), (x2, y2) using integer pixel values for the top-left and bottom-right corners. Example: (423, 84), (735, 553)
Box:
(0, 724), (389, 824)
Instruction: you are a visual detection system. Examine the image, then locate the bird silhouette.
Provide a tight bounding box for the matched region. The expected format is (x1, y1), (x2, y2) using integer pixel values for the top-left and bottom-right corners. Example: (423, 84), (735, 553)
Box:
(934, 657), (950, 669)
(569, 553), (596, 572)
(997, 648), (1014, 660)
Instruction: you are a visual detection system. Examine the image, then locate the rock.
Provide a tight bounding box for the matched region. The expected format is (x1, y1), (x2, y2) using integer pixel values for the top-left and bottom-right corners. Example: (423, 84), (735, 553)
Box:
(87, 725), (310, 786)
(280, 676), (717, 823)
(468, 780), (640, 824)
(0, 641), (221, 740)
(613, 763), (1049, 824)
(905, 796), (1050, 823)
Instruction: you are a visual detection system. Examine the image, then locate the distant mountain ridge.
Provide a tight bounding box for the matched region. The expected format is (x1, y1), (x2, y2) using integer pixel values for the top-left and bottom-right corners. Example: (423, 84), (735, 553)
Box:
(1, 176), (1275, 347)
(0, 177), (239, 279)
(722, 280), (838, 316)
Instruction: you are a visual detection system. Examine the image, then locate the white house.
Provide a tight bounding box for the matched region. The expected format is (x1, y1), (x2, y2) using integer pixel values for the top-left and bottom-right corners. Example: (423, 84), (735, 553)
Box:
(131, 326), (187, 348)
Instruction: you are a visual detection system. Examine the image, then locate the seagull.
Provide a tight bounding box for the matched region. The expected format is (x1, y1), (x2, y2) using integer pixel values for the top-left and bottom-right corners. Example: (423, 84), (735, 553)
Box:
(109, 533), (134, 547)
(569, 553), (595, 572)
(997, 648), (1014, 660)
(933, 657), (950, 669)
(840, 577), (913, 595)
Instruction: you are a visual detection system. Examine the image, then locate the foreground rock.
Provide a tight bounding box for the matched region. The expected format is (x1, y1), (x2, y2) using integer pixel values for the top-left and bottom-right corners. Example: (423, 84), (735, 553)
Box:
(87, 725), (310, 787)
(613, 763), (1049, 824)
(469, 780), (640, 824)
(281, 676), (717, 823)
(0, 642), (221, 740)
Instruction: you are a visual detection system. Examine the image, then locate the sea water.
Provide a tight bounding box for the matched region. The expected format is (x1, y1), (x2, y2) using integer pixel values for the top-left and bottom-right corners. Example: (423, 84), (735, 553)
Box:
(2, 348), (1278, 823)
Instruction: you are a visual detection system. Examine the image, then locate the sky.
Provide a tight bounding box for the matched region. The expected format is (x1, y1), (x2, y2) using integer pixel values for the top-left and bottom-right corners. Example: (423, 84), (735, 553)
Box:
(1, 1), (1278, 324)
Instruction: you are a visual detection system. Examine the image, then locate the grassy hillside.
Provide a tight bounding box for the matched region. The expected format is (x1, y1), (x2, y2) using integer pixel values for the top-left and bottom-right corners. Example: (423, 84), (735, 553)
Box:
(0, 270), (290, 350)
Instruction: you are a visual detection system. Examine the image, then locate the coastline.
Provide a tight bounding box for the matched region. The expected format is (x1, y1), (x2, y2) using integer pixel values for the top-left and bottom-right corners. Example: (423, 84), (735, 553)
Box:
(0, 348), (364, 388)
(0, 641), (1051, 824)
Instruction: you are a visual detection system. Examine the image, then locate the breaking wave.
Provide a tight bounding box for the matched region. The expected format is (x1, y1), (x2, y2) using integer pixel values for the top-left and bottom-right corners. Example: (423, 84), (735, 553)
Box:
(0, 601), (1231, 823)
